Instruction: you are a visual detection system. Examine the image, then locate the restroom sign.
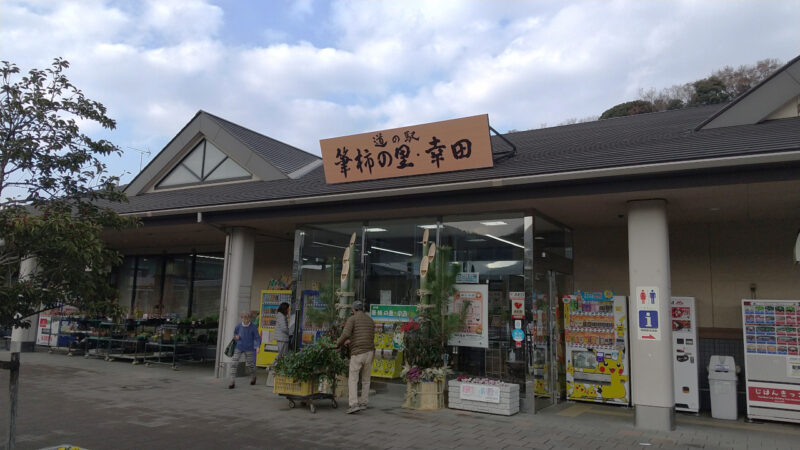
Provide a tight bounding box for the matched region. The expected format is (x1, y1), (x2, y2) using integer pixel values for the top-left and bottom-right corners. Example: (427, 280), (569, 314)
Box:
(636, 286), (661, 341)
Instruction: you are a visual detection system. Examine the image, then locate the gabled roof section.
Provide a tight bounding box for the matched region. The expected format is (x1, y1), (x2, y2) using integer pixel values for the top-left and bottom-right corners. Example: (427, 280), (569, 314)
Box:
(124, 111), (320, 196)
(697, 54), (800, 130)
(204, 112), (320, 175)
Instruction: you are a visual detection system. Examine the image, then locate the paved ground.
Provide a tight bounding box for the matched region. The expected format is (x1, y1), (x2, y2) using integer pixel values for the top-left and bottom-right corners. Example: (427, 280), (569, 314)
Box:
(1, 350), (799, 450)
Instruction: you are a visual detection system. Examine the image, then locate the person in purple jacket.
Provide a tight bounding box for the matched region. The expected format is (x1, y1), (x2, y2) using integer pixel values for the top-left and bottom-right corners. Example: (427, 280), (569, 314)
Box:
(229, 312), (261, 389)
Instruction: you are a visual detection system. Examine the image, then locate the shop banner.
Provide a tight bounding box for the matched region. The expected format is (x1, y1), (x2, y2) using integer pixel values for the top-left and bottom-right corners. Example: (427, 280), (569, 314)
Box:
(320, 114), (493, 184)
(747, 381), (800, 411)
(449, 283), (489, 348)
(370, 304), (418, 322)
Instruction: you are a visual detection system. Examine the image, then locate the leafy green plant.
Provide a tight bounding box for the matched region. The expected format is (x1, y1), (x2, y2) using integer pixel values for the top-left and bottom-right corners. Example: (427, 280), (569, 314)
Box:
(403, 246), (468, 371)
(273, 336), (347, 383)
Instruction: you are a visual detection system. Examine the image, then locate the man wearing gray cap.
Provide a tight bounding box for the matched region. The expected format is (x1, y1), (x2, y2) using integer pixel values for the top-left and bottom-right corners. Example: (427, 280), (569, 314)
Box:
(336, 300), (375, 414)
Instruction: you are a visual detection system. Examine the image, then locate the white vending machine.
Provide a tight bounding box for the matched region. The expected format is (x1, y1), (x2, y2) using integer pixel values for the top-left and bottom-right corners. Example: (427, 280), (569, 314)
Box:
(671, 296), (699, 413)
(742, 299), (800, 424)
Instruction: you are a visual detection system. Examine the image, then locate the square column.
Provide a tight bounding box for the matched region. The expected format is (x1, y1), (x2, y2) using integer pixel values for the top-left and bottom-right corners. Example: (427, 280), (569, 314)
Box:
(627, 199), (675, 431)
(216, 227), (255, 378)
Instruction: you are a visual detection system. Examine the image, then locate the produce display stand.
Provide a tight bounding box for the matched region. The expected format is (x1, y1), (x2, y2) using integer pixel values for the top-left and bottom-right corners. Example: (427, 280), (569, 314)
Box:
(274, 375), (338, 413)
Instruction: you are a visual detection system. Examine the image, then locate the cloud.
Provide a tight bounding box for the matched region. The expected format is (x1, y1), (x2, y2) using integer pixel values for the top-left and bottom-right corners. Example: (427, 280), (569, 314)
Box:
(1, 0), (798, 183)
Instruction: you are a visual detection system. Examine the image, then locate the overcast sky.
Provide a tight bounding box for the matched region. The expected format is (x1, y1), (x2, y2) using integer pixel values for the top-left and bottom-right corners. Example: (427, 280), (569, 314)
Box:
(2, 0), (798, 184)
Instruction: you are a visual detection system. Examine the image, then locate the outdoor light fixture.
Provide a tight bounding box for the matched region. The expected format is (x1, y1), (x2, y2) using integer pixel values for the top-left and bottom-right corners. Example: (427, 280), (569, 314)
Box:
(371, 246), (412, 257)
(365, 227), (387, 232)
(480, 221), (507, 226)
(418, 224), (442, 229)
(484, 233), (525, 249)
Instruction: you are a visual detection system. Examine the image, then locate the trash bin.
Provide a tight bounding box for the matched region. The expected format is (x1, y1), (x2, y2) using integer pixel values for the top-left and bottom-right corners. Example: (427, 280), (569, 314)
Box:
(708, 355), (738, 420)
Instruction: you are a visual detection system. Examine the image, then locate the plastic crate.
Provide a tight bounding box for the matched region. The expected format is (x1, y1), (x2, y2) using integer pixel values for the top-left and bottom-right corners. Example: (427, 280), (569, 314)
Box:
(273, 375), (317, 396)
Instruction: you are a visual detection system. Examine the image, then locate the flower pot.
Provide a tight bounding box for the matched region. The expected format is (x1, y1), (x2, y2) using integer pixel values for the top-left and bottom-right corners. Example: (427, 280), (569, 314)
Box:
(403, 380), (445, 410)
(447, 380), (519, 416)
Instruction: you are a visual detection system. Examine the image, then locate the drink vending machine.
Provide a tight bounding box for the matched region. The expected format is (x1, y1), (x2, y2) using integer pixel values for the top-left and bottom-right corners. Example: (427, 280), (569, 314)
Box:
(742, 299), (800, 423)
(671, 296), (699, 413)
(563, 291), (630, 406)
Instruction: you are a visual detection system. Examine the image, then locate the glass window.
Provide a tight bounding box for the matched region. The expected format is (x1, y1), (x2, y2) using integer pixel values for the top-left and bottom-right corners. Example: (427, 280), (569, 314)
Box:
(133, 256), (163, 317)
(115, 256), (136, 314)
(159, 164), (199, 187)
(297, 222), (363, 302)
(206, 158), (250, 181)
(439, 214), (525, 382)
(363, 218), (436, 307)
(156, 139), (251, 189)
(192, 254), (224, 319)
(162, 255), (192, 317)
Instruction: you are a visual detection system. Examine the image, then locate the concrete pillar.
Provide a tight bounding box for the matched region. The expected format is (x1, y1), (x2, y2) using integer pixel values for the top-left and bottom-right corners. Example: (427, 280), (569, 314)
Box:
(10, 258), (40, 352)
(627, 199), (675, 431)
(216, 227), (255, 379)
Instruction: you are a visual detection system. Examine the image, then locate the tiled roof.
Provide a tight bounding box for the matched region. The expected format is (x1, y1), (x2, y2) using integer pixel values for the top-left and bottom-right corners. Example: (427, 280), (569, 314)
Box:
(112, 105), (800, 214)
(204, 112), (320, 174)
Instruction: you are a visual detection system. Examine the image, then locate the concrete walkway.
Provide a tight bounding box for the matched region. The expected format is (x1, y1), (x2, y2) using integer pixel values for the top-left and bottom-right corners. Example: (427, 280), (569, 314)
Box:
(1, 350), (798, 450)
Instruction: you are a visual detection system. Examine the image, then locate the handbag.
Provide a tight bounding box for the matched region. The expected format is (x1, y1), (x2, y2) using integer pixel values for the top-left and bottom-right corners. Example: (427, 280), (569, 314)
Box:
(224, 338), (237, 357)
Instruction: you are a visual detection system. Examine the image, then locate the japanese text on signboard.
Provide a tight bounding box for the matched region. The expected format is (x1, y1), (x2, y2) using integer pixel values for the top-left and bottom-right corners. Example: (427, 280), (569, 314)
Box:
(319, 114), (493, 184)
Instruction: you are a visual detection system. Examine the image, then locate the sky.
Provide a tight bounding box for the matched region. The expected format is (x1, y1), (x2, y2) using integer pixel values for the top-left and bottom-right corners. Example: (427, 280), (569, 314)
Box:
(2, 0), (798, 184)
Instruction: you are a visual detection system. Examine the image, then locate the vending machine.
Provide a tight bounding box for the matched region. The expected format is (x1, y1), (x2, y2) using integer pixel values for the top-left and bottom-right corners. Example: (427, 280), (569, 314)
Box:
(256, 289), (293, 367)
(563, 291), (630, 406)
(742, 299), (800, 423)
(671, 296), (699, 413)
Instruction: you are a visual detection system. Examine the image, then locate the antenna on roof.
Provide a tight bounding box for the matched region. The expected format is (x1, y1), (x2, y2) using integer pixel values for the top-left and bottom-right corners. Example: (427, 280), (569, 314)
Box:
(128, 146), (151, 172)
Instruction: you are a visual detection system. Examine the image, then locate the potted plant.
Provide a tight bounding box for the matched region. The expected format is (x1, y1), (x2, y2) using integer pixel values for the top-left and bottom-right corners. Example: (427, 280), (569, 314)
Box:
(401, 244), (468, 410)
(305, 258), (349, 398)
(272, 336), (347, 396)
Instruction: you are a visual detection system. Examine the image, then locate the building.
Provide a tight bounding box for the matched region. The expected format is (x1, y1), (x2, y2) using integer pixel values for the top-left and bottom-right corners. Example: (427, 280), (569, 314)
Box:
(19, 55), (800, 429)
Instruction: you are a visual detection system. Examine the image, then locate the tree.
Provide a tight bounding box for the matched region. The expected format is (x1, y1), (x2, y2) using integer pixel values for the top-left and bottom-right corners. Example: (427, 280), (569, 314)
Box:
(0, 58), (135, 331)
(1, 57), (136, 448)
(689, 76), (730, 106)
(600, 100), (656, 120)
(712, 58), (781, 99)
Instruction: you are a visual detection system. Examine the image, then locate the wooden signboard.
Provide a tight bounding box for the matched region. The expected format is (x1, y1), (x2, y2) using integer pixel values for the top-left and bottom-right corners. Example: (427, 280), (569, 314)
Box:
(320, 114), (493, 184)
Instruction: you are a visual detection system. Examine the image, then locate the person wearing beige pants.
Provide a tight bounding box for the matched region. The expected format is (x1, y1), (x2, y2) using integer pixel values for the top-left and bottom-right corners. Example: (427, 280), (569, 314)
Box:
(336, 300), (376, 414)
(348, 349), (374, 410)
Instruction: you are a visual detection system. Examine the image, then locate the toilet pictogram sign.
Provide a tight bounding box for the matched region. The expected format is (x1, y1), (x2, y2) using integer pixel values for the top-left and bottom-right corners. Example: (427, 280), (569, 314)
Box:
(635, 286), (661, 341)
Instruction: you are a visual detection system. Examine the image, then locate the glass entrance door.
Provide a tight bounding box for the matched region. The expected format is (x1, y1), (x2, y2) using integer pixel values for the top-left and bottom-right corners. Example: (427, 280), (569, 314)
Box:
(530, 270), (570, 410)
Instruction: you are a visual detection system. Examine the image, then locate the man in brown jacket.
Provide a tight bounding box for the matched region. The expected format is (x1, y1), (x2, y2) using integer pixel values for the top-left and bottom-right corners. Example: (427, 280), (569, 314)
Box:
(336, 300), (375, 413)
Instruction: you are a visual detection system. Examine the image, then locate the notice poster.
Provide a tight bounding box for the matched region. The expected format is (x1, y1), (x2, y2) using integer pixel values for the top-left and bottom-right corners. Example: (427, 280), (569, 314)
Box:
(510, 292), (525, 320)
(449, 283), (489, 348)
(36, 312), (53, 346)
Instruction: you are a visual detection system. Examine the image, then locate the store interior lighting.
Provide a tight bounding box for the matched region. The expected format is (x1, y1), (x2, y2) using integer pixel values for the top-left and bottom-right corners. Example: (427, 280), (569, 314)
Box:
(484, 233), (524, 249)
(371, 246), (412, 257)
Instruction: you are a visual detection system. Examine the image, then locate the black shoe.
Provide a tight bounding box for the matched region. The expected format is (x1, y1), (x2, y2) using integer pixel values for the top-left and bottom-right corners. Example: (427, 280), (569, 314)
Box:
(229, 382), (235, 389)
(250, 376), (257, 385)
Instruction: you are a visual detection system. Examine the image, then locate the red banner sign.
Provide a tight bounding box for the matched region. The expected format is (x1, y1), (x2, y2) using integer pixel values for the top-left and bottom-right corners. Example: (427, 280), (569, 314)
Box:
(748, 386), (800, 406)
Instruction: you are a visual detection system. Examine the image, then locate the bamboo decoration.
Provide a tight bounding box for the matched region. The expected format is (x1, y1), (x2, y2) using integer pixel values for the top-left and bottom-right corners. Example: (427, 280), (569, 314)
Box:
(418, 235), (436, 306)
(337, 232), (357, 317)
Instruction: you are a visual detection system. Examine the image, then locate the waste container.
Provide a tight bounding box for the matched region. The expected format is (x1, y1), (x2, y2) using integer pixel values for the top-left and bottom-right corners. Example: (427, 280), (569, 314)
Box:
(708, 355), (738, 420)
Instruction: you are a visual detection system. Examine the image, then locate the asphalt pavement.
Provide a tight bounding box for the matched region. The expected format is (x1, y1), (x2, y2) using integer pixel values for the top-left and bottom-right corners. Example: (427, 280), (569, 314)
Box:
(1, 349), (799, 450)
